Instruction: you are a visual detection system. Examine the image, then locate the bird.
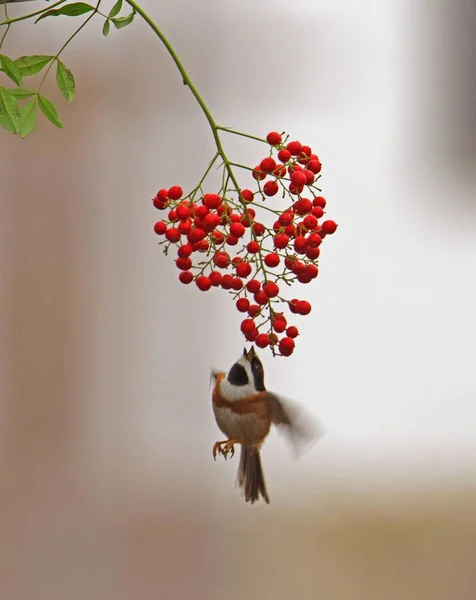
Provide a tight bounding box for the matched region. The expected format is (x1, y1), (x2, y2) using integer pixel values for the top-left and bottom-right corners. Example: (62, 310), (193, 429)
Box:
(210, 345), (321, 504)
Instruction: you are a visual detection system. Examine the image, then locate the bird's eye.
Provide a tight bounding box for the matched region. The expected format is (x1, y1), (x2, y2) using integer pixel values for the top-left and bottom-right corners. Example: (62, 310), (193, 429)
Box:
(252, 359), (261, 370)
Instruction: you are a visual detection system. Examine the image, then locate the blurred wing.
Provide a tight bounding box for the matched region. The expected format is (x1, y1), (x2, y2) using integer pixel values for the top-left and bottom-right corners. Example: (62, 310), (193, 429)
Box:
(265, 391), (324, 455)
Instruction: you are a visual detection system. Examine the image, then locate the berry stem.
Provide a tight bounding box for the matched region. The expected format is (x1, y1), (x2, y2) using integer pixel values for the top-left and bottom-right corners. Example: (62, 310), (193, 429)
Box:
(125, 1), (268, 283)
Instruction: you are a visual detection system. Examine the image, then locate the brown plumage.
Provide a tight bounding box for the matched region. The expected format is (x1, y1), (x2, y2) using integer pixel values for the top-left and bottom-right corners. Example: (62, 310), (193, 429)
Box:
(211, 346), (319, 504)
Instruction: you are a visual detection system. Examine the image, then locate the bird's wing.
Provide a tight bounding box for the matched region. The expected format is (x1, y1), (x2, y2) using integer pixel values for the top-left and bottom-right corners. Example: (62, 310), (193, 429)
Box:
(264, 391), (324, 454)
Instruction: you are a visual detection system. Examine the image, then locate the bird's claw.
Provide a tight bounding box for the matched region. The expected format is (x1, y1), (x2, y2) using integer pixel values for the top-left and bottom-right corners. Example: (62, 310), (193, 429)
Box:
(213, 439), (239, 461)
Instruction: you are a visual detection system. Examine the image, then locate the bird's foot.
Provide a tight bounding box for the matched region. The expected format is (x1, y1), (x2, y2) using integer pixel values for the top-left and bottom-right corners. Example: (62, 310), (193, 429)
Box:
(213, 439), (240, 460)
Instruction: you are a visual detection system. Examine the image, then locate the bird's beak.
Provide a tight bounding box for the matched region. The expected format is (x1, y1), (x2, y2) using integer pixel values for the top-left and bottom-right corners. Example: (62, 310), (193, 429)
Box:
(243, 347), (248, 357)
(245, 345), (256, 361)
(210, 368), (221, 388)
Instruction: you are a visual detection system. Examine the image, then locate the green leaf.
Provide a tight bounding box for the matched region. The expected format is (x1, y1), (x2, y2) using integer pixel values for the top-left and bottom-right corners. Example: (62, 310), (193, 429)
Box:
(0, 87), (20, 134)
(102, 19), (110, 37)
(0, 54), (23, 87)
(35, 3), (95, 23)
(19, 97), (37, 138)
(56, 60), (75, 102)
(108, 0), (122, 18)
(6, 88), (36, 99)
(38, 94), (64, 128)
(111, 10), (135, 29)
(15, 55), (53, 76)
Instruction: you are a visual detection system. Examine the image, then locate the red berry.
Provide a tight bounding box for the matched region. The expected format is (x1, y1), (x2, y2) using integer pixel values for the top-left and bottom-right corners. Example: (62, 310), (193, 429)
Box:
(236, 297), (250, 312)
(311, 206), (324, 219)
(297, 300), (312, 315)
(253, 223), (266, 236)
(298, 146), (312, 162)
(285, 224), (296, 237)
(236, 261), (252, 278)
(241, 189), (254, 203)
(266, 131), (282, 145)
(294, 199), (313, 215)
(264, 253), (280, 267)
(313, 196), (326, 208)
(274, 233), (290, 249)
(214, 252), (230, 268)
(273, 319), (286, 333)
(209, 271), (222, 286)
(278, 148), (292, 162)
(187, 228), (206, 244)
(263, 180), (279, 197)
(178, 220), (192, 235)
(289, 299), (300, 314)
(221, 274), (234, 289)
(241, 208), (255, 227)
(263, 281), (279, 298)
(176, 204), (191, 220)
(226, 235), (238, 246)
(229, 222), (246, 238)
(286, 326), (299, 338)
(279, 337), (295, 356)
(245, 327), (258, 342)
(305, 264), (318, 279)
(255, 333), (270, 348)
(194, 239), (209, 252)
(168, 209), (178, 222)
(279, 212), (293, 226)
(165, 228), (180, 243)
(286, 141), (302, 156)
(196, 275), (211, 291)
(195, 206), (209, 221)
(284, 256), (296, 270)
(297, 271), (313, 284)
(292, 260), (305, 274)
(177, 243), (193, 258)
(212, 231), (225, 245)
(176, 257), (192, 270)
(306, 246), (320, 260)
(294, 236), (307, 253)
(248, 304), (261, 317)
(303, 215), (318, 230)
(203, 194), (222, 209)
(289, 183), (304, 195)
(246, 279), (261, 293)
(179, 271), (193, 284)
(247, 241), (260, 254)
(273, 164), (287, 177)
(231, 277), (243, 291)
(304, 170), (315, 184)
(321, 220), (338, 234)
(260, 157), (277, 173)
(153, 190), (169, 210)
(203, 212), (220, 230)
(307, 233), (322, 247)
(154, 221), (167, 235)
(290, 170), (307, 186)
(307, 159), (322, 174)
(252, 166), (266, 181)
(168, 186), (183, 200)
(254, 290), (269, 305)
(240, 319), (256, 335)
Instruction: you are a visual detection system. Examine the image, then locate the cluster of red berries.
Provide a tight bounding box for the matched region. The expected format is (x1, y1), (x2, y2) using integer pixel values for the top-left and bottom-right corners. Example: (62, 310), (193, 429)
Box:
(152, 131), (337, 356)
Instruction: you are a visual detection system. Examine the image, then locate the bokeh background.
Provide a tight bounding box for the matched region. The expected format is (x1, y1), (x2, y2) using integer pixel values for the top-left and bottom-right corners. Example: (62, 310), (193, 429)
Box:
(1, 1), (475, 599)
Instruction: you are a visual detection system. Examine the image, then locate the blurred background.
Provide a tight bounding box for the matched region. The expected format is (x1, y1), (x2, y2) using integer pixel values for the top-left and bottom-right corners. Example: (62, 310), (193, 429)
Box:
(1, 1), (475, 599)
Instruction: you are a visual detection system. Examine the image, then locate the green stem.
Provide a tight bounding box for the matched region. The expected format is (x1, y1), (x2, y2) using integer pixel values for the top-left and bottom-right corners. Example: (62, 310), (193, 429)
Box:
(0, 0), (68, 26)
(125, 0), (269, 282)
(216, 126), (267, 144)
(37, 1), (101, 93)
